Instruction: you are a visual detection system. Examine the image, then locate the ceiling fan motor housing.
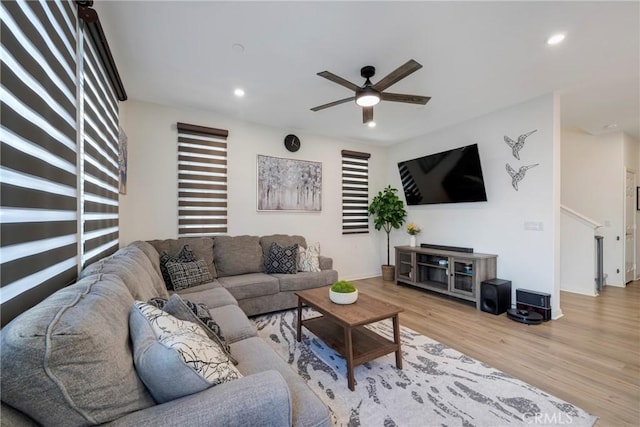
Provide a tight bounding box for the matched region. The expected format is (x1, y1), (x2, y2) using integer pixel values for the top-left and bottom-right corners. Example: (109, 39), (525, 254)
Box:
(361, 65), (376, 79)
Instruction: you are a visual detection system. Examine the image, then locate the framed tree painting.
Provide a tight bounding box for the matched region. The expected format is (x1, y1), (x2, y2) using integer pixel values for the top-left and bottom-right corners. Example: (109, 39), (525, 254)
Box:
(257, 155), (322, 211)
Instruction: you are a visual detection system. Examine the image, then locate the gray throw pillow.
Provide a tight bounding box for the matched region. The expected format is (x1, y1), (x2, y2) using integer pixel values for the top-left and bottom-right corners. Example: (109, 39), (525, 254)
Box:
(129, 302), (241, 404)
(264, 242), (298, 274)
(166, 259), (212, 291)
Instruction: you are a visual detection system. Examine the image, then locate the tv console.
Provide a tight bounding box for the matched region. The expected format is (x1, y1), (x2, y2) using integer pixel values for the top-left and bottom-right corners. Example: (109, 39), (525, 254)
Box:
(395, 246), (497, 310)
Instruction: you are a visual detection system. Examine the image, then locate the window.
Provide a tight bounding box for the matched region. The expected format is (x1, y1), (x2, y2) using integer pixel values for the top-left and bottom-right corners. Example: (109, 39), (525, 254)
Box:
(0, 0), (125, 325)
(0, 0), (79, 324)
(81, 20), (120, 266)
(341, 150), (371, 234)
(177, 122), (228, 237)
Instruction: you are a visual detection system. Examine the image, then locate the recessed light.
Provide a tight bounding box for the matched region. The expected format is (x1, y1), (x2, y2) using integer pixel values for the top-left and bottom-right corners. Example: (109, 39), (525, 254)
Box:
(234, 88), (245, 97)
(604, 123), (618, 130)
(547, 33), (566, 45)
(231, 43), (245, 53)
(367, 121), (376, 128)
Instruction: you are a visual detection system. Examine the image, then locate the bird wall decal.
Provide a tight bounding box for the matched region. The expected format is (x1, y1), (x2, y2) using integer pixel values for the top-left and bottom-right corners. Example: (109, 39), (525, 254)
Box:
(506, 163), (539, 191)
(504, 129), (537, 160)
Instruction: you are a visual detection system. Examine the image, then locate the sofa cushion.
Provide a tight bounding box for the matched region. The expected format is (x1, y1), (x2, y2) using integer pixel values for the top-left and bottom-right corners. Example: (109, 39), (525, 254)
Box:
(318, 255), (333, 270)
(129, 240), (164, 282)
(209, 304), (258, 343)
(264, 242), (298, 274)
(177, 283), (238, 309)
(298, 242), (321, 272)
(275, 270), (339, 292)
(217, 273), (279, 300)
(166, 259), (213, 291)
(0, 274), (155, 426)
(130, 302), (241, 404)
(213, 235), (263, 276)
(231, 337), (331, 427)
(81, 245), (169, 300)
(148, 238), (217, 278)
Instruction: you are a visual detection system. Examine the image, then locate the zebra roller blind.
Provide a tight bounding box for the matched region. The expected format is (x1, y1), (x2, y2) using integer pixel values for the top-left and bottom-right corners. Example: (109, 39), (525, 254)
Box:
(177, 122), (229, 237)
(341, 150), (371, 234)
(0, 0), (78, 324)
(1, 0), (125, 326)
(81, 22), (119, 266)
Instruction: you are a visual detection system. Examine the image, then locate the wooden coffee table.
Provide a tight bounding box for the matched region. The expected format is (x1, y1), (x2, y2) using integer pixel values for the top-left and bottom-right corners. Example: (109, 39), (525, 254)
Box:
(295, 287), (403, 391)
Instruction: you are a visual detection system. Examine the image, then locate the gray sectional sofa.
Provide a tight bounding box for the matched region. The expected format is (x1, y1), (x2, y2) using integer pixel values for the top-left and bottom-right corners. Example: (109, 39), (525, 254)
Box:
(148, 234), (338, 316)
(1, 235), (337, 426)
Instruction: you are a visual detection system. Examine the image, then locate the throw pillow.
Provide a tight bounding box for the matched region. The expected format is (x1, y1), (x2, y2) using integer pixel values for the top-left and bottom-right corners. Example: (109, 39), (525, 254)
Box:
(129, 301), (241, 404)
(162, 294), (236, 364)
(264, 242), (298, 274)
(166, 259), (213, 291)
(159, 245), (197, 290)
(298, 242), (321, 272)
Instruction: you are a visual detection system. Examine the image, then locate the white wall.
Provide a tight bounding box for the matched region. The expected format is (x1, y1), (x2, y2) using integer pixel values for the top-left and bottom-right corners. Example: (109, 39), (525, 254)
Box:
(385, 94), (562, 316)
(561, 129), (627, 286)
(118, 99), (388, 280)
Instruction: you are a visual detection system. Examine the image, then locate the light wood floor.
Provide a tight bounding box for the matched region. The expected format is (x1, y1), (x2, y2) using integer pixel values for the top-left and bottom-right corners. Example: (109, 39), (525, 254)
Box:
(351, 277), (640, 426)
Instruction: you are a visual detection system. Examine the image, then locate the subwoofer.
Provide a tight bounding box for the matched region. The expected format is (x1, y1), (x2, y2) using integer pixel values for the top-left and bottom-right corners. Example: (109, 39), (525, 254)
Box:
(480, 279), (512, 315)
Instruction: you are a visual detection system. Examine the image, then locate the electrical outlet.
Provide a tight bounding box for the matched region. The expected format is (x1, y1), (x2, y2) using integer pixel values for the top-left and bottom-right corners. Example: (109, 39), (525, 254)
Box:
(524, 221), (544, 231)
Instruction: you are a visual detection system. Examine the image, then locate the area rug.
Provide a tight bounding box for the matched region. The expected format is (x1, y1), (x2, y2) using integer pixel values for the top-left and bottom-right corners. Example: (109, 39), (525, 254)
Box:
(253, 308), (598, 427)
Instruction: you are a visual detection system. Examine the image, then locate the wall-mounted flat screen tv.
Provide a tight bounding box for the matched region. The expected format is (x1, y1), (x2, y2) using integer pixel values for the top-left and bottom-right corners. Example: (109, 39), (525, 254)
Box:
(398, 143), (488, 205)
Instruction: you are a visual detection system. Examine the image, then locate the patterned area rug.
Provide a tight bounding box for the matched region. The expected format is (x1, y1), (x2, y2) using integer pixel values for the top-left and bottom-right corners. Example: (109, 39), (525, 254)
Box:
(253, 308), (598, 427)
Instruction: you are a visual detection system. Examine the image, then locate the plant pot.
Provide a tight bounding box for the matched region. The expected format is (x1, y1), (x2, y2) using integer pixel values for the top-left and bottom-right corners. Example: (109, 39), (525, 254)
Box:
(381, 265), (395, 281)
(329, 289), (358, 304)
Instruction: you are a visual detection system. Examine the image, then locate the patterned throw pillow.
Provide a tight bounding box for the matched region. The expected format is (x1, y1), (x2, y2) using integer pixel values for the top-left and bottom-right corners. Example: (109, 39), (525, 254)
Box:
(264, 242), (298, 274)
(149, 295), (236, 365)
(159, 245), (198, 290)
(298, 242), (321, 272)
(129, 302), (242, 403)
(166, 259), (213, 291)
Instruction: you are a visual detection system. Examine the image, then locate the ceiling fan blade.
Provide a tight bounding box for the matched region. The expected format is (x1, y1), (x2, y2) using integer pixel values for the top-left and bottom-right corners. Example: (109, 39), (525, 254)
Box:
(380, 92), (431, 105)
(310, 96), (355, 111)
(317, 71), (360, 92)
(372, 59), (423, 92)
(363, 106), (373, 124)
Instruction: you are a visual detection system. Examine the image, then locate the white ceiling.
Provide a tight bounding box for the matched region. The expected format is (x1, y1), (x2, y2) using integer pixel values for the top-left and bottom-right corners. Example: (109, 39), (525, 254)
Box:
(97, 1), (639, 146)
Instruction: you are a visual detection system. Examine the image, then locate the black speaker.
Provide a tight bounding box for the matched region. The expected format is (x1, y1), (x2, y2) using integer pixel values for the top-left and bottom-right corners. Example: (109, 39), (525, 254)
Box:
(480, 279), (512, 315)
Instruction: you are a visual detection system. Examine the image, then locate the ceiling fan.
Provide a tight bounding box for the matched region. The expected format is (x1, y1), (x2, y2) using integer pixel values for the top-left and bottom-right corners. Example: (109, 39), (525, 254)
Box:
(310, 59), (431, 124)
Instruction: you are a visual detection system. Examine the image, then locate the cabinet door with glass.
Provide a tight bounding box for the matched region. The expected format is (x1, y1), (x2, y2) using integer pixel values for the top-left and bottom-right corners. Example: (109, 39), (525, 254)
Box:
(396, 250), (414, 282)
(450, 259), (475, 297)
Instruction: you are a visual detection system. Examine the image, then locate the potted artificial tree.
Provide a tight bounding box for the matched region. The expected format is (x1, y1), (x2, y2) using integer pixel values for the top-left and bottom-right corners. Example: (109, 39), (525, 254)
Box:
(368, 185), (407, 281)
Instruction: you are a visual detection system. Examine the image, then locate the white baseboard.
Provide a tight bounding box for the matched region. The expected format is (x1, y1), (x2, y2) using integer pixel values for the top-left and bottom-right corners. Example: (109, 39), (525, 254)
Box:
(560, 288), (598, 297)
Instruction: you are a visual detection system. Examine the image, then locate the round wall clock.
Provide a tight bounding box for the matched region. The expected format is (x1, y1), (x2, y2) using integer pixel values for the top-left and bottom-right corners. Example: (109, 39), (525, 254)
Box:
(284, 134), (301, 152)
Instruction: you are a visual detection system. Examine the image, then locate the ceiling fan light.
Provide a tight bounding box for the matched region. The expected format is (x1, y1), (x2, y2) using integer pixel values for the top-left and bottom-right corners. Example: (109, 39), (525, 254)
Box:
(356, 87), (381, 107)
(357, 95), (380, 107)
